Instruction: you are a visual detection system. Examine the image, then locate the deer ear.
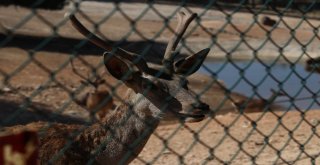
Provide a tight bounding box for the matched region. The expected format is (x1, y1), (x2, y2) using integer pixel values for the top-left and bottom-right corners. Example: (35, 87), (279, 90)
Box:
(173, 48), (210, 76)
(103, 52), (133, 81)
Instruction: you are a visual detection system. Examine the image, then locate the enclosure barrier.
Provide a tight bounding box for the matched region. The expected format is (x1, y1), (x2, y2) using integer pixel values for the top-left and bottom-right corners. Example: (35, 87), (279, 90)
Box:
(0, 0), (320, 164)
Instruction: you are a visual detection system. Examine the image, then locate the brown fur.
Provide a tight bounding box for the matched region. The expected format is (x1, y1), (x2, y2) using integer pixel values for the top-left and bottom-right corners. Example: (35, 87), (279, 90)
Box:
(75, 86), (114, 121)
(1, 93), (157, 164)
(85, 88), (114, 120)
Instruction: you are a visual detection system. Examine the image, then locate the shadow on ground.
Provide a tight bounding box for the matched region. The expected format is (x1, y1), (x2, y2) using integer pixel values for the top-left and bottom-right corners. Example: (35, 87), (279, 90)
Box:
(0, 32), (177, 64)
(0, 98), (86, 127)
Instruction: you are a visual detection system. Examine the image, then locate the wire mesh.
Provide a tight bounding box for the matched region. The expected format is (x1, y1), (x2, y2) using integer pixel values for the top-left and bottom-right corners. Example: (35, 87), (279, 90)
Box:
(0, 0), (320, 164)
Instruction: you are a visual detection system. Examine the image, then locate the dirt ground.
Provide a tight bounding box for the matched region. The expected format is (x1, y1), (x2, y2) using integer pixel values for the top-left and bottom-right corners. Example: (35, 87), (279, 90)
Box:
(1, 2), (320, 164)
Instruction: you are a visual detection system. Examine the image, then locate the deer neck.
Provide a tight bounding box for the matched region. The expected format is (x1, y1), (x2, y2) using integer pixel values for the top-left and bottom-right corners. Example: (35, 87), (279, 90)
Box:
(102, 94), (160, 137)
(87, 90), (161, 164)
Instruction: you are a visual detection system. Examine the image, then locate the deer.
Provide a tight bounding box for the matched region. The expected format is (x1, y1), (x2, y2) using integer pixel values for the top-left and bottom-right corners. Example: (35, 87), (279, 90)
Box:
(233, 89), (286, 113)
(70, 58), (115, 121)
(77, 80), (114, 121)
(0, 9), (210, 164)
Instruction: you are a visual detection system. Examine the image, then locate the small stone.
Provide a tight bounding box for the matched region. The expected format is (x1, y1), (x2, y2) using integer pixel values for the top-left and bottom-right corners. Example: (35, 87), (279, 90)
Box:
(162, 150), (172, 155)
(311, 119), (319, 125)
(242, 121), (250, 128)
(2, 87), (11, 92)
(255, 141), (264, 146)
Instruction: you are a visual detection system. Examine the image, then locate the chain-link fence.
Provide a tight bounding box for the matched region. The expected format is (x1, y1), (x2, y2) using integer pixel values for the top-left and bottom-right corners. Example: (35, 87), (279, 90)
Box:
(1, 0), (320, 164)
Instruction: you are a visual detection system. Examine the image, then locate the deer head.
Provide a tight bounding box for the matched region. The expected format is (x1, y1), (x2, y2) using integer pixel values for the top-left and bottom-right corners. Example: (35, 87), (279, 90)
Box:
(67, 9), (210, 122)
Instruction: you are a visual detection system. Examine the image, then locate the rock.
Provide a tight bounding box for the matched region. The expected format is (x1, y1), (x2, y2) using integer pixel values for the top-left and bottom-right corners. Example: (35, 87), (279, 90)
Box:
(2, 86), (12, 92)
(261, 16), (277, 27)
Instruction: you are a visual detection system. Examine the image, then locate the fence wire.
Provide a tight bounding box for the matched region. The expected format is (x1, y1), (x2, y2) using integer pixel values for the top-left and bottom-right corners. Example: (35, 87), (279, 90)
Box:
(0, 0), (320, 164)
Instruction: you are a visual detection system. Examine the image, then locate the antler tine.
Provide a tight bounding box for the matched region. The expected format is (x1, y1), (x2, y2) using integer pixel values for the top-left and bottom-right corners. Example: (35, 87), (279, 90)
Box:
(67, 13), (154, 75)
(71, 58), (98, 88)
(163, 10), (197, 73)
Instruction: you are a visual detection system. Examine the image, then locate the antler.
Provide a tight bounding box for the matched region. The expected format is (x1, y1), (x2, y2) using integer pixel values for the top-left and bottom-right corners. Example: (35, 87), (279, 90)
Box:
(66, 9), (208, 78)
(67, 14), (155, 74)
(70, 58), (105, 88)
(162, 11), (197, 73)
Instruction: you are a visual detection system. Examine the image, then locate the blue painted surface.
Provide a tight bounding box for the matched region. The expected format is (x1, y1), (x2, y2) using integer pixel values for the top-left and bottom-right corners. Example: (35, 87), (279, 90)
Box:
(199, 60), (320, 110)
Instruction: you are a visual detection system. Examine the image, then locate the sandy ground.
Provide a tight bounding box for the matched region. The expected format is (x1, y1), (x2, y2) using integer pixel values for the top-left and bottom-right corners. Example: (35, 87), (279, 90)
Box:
(1, 2), (320, 164)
